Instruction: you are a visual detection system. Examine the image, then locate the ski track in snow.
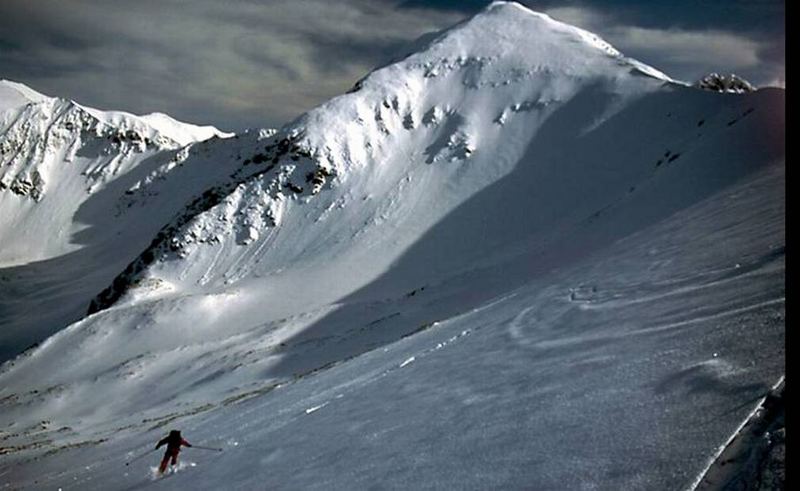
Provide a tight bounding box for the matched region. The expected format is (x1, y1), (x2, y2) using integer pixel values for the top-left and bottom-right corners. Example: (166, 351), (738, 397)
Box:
(508, 305), (536, 343)
(223, 227), (276, 283)
(299, 320), (471, 422)
(573, 259), (783, 311)
(534, 296), (785, 350)
(196, 241), (228, 286)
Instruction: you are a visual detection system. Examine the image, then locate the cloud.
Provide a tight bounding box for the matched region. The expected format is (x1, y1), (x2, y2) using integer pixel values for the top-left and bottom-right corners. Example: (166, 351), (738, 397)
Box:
(0, 0), (462, 131)
(611, 27), (761, 69)
(541, 6), (604, 30)
(543, 4), (784, 86)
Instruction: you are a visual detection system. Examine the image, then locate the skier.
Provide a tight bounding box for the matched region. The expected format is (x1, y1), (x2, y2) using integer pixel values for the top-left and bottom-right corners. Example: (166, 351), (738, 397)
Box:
(156, 429), (192, 474)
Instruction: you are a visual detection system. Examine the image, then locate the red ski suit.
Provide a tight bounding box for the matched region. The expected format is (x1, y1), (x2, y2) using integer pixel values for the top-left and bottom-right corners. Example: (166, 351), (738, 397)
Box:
(156, 433), (191, 473)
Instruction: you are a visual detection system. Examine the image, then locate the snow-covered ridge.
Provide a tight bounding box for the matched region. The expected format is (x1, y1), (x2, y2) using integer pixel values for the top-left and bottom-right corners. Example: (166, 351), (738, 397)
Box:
(0, 98), (172, 200)
(0, 79), (50, 112)
(82, 108), (230, 147)
(0, 79), (233, 265)
(0, 82), (230, 200)
(0, 79), (231, 145)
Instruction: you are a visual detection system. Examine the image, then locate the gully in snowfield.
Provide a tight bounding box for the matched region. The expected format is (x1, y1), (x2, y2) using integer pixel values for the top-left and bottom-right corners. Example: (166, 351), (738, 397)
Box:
(156, 429), (192, 474)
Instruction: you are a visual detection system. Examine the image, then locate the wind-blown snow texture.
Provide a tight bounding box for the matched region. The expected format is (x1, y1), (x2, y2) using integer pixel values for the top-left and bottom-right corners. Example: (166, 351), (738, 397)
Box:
(0, 2), (784, 490)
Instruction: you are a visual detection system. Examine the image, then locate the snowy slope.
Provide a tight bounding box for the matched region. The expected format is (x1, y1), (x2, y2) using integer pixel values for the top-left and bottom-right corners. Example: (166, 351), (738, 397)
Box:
(0, 80), (237, 360)
(0, 2), (784, 489)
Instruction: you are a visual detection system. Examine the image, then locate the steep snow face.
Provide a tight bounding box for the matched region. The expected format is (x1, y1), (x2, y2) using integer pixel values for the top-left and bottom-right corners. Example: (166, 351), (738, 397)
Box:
(0, 3), (785, 490)
(0, 82), (231, 265)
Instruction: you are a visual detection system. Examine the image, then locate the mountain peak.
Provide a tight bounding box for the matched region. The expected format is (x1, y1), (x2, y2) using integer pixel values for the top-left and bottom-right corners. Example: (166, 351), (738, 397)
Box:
(423, 0), (673, 81)
(0, 79), (50, 112)
(285, 0), (675, 180)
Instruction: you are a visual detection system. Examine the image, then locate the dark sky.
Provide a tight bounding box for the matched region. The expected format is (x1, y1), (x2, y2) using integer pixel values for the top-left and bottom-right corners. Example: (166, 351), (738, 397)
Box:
(0, 0), (784, 132)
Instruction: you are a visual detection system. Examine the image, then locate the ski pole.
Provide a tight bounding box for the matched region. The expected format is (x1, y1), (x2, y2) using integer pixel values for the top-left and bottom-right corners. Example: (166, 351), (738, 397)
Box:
(190, 445), (223, 452)
(125, 447), (158, 466)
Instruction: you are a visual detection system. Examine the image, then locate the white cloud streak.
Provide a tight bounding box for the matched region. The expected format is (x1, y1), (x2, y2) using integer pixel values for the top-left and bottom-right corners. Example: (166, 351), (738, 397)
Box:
(544, 5), (782, 85)
(610, 26), (761, 70)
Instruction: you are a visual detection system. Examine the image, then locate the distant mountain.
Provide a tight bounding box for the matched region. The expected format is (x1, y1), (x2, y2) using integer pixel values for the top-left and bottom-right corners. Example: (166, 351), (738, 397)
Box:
(0, 3), (784, 490)
(0, 79), (239, 363)
(0, 79), (230, 262)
